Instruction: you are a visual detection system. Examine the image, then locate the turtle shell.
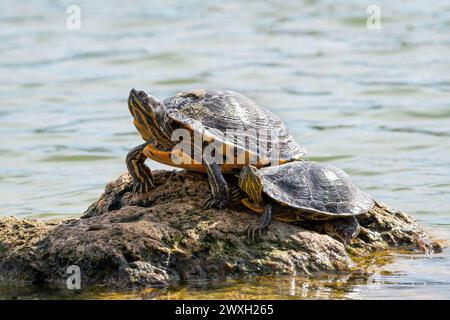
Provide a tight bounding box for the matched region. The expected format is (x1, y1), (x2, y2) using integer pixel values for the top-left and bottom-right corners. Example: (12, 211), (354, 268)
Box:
(259, 161), (374, 219)
(162, 89), (306, 165)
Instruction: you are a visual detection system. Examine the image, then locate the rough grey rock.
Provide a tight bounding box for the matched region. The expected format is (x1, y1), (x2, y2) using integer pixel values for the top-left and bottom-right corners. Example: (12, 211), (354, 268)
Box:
(0, 170), (442, 288)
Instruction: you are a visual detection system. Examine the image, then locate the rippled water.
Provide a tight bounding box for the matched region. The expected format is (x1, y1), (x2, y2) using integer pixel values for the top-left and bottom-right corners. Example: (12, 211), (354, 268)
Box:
(0, 0), (449, 299)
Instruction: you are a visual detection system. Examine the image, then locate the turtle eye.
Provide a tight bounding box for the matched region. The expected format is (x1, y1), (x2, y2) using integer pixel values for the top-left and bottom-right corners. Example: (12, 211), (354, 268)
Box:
(137, 91), (147, 99)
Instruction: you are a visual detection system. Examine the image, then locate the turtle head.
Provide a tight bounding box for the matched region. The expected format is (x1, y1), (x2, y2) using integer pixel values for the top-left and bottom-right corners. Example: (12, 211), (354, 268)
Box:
(128, 89), (173, 149)
(239, 165), (263, 205)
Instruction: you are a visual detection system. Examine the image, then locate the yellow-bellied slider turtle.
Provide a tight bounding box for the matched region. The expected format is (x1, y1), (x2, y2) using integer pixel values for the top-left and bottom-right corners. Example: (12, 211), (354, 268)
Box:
(127, 89), (306, 208)
(238, 161), (375, 244)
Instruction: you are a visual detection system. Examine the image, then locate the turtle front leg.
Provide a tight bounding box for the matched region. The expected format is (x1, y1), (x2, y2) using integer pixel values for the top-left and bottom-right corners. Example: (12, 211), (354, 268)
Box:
(247, 202), (273, 242)
(323, 216), (361, 247)
(202, 162), (229, 209)
(126, 143), (155, 197)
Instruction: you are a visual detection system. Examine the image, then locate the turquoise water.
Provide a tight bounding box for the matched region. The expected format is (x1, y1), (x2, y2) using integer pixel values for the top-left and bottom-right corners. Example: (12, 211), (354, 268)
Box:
(0, 0), (449, 299)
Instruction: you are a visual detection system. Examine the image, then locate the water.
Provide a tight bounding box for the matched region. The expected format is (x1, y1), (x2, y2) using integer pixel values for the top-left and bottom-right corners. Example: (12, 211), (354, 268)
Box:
(0, 0), (449, 299)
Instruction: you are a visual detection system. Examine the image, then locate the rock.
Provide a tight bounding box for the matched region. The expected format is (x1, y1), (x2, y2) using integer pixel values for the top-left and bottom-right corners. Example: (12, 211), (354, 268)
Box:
(0, 217), (51, 282)
(0, 170), (442, 288)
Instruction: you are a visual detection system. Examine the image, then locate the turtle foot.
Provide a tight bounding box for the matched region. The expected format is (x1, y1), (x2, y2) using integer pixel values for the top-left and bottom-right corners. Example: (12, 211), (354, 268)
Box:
(324, 216), (361, 247)
(203, 186), (241, 209)
(129, 181), (155, 207)
(202, 194), (229, 210)
(132, 179), (155, 194)
(246, 203), (273, 243)
(246, 223), (266, 243)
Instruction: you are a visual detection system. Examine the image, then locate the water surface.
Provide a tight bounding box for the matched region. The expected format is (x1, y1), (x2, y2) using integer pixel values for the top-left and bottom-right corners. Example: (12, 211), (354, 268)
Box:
(0, 0), (449, 299)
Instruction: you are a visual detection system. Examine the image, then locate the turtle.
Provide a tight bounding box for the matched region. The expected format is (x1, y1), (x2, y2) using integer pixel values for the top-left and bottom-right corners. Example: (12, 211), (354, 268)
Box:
(127, 88), (306, 208)
(238, 161), (375, 244)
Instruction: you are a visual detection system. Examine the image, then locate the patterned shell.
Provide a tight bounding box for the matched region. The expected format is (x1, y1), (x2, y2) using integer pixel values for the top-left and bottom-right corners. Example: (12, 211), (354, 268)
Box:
(259, 161), (374, 217)
(163, 89), (306, 163)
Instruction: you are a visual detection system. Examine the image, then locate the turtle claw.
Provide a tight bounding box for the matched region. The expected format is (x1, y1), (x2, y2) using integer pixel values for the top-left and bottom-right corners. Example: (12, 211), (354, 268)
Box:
(202, 194), (229, 210)
(203, 186), (241, 209)
(246, 223), (264, 243)
(132, 179), (155, 194)
(130, 181), (154, 207)
(246, 203), (273, 243)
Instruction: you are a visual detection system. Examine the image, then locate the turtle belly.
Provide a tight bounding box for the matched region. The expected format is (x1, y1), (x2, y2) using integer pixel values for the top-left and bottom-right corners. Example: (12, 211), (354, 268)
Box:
(143, 143), (261, 173)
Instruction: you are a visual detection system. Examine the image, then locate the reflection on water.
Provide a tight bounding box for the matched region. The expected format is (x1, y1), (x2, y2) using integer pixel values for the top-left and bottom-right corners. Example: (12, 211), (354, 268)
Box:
(0, 0), (449, 299)
(0, 275), (374, 300)
(2, 258), (449, 300)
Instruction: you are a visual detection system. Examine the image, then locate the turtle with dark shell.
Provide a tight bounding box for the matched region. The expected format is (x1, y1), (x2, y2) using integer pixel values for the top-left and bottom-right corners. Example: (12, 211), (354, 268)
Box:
(238, 161), (375, 244)
(127, 89), (306, 208)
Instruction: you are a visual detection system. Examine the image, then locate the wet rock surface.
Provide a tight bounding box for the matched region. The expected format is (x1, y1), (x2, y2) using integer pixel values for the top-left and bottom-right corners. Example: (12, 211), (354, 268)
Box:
(0, 170), (442, 288)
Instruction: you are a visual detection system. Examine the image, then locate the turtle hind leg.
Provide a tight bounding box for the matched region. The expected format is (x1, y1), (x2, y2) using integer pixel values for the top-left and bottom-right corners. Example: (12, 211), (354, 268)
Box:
(229, 184), (243, 205)
(126, 143), (155, 204)
(203, 183), (242, 209)
(324, 216), (361, 246)
(204, 171), (242, 208)
(247, 202), (273, 242)
(202, 162), (229, 209)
